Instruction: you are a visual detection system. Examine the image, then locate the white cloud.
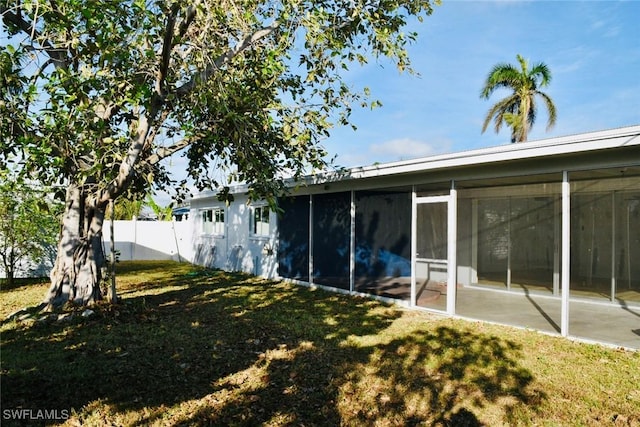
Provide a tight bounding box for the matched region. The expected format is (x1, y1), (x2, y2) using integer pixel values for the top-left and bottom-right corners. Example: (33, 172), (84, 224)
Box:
(369, 138), (443, 161)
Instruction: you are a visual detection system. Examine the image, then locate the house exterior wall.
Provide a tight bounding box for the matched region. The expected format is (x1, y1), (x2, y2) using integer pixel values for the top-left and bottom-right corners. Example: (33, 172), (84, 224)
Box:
(189, 193), (278, 277)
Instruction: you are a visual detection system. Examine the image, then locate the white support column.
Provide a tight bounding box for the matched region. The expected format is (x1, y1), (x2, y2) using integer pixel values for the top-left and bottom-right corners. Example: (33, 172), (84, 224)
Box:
(411, 186), (417, 307)
(447, 181), (458, 315)
(611, 192), (616, 302)
(350, 190), (356, 293)
(507, 197), (512, 291)
(627, 201), (632, 290)
(561, 171), (570, 337)
(309, 195), (314, 284)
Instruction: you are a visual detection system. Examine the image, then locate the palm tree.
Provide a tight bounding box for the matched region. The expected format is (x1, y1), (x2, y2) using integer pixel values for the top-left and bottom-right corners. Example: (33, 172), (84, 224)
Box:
(481, 54), (557, 143)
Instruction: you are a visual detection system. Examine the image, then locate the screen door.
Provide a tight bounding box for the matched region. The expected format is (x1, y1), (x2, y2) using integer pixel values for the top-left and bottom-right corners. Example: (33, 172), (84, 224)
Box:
(415, 198), (449, 311)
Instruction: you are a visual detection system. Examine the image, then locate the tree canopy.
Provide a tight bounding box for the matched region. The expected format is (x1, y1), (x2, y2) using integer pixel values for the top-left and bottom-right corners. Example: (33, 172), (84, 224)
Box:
(480, 54), (557, 143)
(2, 0), (438, 203)
(1, 0), (439, 306)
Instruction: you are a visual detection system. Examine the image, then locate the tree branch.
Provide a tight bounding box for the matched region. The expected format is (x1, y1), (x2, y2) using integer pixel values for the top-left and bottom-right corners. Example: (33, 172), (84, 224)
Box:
(0, 4), (69, 70)
(144, 137), (195, 167)
(175, 22), (280, 98)
(144, 109), (171, 151)
(96, 0), (196, 207)
(177, 3), (198, 40)
(99, 113), (151, 204)
(156, 3), (180, 98)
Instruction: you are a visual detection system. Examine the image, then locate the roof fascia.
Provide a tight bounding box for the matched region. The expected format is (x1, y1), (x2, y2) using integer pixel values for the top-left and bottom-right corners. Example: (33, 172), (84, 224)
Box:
(191, 125), (640, 200)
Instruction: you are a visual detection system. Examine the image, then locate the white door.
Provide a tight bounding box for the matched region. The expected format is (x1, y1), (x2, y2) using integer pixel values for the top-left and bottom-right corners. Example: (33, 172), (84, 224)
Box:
(413, 194), (456, 313)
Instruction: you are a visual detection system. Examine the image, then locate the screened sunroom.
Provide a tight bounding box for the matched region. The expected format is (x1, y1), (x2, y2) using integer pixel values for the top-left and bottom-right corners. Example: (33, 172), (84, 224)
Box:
(272, 126), (640, 349)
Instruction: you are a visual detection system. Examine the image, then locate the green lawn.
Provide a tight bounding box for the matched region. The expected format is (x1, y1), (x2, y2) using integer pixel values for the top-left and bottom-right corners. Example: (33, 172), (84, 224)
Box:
(1, 261), (639, 426)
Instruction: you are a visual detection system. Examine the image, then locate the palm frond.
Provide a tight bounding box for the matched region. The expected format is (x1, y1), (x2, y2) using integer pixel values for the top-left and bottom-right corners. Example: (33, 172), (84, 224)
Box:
(537, 91), (557, 130)
(530, 62), (552, 87)
(481, 94), (519, 135)
(480, 64), (521, 99)
(480, 54), (558, 141)
(528, 96), (537, 129)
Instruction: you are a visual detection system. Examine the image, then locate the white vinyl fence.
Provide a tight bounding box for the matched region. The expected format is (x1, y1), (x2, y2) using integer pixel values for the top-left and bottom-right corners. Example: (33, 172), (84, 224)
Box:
(102, 219), (194, 263)
(1, 219), (195, 279)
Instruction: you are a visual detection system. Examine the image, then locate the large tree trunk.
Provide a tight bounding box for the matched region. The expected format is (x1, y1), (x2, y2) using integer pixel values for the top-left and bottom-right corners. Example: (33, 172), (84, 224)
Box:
(2, 257), (14, 288)
(45, 183), (107, 308)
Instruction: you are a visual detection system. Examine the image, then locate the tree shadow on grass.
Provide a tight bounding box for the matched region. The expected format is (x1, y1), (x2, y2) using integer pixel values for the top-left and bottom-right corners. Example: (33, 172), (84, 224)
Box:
(331, 326), (545, 426)
(1, 266), (544, 426)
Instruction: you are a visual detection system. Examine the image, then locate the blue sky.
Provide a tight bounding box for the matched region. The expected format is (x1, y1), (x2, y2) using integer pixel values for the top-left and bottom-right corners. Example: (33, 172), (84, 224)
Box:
(321, 0), (640, 168)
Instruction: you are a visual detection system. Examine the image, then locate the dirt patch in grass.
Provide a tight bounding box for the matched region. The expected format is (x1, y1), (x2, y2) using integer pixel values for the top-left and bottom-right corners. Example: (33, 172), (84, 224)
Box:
(1, 261), (639, 426)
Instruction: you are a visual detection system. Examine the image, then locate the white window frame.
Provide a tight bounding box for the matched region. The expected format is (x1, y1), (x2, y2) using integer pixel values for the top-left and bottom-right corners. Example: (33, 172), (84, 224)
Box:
(201, 207), (225, 236)
(251, 205), (270, 237)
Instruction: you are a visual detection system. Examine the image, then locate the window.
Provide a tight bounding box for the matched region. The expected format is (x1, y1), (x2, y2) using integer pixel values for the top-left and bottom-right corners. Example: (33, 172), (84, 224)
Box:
(251, 206), (270, 236)
(202, 208), (225, 235)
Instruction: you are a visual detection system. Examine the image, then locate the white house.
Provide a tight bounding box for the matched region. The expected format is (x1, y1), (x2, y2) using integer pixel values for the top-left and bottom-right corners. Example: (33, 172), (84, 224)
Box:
(189, 125), (640, 349)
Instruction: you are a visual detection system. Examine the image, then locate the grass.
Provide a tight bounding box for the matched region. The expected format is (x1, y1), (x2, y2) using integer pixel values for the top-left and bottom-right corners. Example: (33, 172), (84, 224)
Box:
(1, 260), (639, 426)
